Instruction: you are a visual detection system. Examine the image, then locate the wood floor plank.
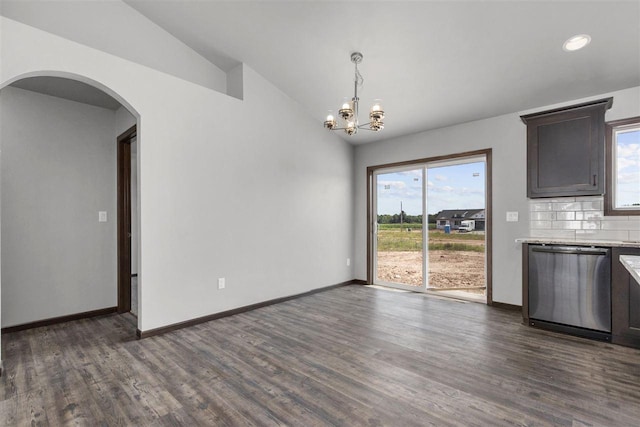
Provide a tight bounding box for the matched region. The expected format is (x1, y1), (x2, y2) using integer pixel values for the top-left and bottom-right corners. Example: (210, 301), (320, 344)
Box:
(238, 301), (556, 426)
(224, 314), (454, 426)
(197, 320), (420, 426)
(2, 285), (640, 426)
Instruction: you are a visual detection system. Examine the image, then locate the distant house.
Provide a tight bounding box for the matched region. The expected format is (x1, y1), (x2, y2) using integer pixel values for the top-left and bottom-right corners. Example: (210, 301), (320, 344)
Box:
(435, 209), (485, 231)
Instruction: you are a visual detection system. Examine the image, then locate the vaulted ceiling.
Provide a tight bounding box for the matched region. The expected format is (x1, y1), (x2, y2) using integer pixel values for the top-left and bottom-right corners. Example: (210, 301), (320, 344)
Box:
(4, 1), (639, 145)
(124, 1), (640, 144)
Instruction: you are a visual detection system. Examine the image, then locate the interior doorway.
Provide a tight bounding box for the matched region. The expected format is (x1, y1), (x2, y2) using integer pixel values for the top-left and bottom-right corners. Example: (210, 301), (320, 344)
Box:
(117, 125), (138, 315)
(368, 149), (492, 303)
(0, 74), (140, 339)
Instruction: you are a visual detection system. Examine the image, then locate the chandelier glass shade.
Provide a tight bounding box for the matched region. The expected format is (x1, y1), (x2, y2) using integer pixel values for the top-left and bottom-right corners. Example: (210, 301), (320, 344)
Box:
(324, 52), (384, 136)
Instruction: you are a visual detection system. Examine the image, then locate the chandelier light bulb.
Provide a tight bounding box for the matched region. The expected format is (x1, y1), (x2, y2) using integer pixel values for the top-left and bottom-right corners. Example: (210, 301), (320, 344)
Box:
(324, 111), (337, 130)
(339, 101), (354, 120)
(370, 99), (385, 121)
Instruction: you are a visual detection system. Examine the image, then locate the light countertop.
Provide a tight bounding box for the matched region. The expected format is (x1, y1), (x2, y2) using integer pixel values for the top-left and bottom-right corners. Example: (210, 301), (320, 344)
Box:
(516, 237), (640, 248)
(620, 255), (640, 285)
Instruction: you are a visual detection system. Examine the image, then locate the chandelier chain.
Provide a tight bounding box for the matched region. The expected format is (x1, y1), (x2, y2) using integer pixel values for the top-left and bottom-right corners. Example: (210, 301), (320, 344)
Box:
(355, 62), (364, 88)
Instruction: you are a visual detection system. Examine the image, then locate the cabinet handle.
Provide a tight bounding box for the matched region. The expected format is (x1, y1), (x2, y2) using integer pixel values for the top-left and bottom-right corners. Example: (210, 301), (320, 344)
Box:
(593, 174), (597, 186)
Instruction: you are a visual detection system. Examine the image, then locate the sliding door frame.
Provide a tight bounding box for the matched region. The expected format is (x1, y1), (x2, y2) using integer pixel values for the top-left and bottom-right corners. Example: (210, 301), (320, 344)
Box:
(366, 148), (493, 304)
(372, 165), (428, 291)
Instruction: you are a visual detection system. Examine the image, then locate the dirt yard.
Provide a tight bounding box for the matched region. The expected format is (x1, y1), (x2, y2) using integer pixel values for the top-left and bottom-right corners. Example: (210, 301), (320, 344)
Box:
(376, 250), (485, 289)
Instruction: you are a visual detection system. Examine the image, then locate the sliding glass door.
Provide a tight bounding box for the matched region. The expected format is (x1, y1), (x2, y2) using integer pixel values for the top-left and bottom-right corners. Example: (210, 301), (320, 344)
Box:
(373, 167), (426, 291)
(372, 154), (488, 301)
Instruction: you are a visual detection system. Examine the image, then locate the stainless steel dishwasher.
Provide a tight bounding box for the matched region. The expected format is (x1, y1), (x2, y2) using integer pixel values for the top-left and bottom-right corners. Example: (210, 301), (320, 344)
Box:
(528, 245), (611, 340)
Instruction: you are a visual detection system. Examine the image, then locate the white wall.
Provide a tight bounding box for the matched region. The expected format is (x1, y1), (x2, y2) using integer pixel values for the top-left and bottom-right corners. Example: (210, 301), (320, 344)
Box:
(115, 106), (135, 135)
(0, 0), (228, 94)
(0, 86), (117, 327)
(227, 63), (244, 100)
(0, 17), (354, 336)
(354, 86), (640, 305)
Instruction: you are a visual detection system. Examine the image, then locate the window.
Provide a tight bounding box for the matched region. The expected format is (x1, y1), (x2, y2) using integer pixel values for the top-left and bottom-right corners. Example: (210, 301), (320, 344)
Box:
(605, 117), (640, 216)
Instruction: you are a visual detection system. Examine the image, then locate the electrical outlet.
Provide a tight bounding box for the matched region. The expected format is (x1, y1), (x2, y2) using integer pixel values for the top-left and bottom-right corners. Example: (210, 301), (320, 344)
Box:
(99, 211), (107, 222)
(506, 211), (519, 222)
(347, 258), (351, 266)
(218, 278), (225, 289)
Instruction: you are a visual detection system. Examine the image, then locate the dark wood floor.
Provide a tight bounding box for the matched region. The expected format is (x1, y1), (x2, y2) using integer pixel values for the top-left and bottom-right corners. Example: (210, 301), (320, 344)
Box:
(1, 285), (640, 426)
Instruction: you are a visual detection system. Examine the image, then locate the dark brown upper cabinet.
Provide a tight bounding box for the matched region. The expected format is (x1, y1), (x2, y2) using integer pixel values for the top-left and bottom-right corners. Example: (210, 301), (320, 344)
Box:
(521, 98), (613, 198)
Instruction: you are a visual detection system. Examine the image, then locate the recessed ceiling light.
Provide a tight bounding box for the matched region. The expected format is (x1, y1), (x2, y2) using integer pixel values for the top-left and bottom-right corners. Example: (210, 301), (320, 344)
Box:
(563, 34), (591, 52)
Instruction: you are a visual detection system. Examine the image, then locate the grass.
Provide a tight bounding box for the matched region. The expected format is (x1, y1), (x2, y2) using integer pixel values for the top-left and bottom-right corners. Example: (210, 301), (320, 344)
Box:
(377, 233), (423, 251)
(429, 242), (484, 252)
(429, 230), (484, 241)
(378, 225), (484, 239)
(378, 223), (438, 231)
(378, 223), (424, 230)
(377, 229), (485, 252)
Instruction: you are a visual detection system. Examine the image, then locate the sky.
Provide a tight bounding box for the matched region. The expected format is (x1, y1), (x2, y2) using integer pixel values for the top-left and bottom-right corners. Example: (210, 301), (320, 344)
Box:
(615, 129), (640, 207)
(377, 161), (485, 215)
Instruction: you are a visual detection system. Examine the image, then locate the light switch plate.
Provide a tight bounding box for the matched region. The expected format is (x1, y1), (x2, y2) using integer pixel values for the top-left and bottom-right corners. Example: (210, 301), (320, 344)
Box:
(218, 278), (226, 289)
(99, 211), (107, 222)
(506, 211), (519, 222)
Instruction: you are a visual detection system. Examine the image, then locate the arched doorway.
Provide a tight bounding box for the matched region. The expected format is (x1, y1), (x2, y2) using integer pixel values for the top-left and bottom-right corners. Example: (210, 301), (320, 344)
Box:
(0, 72), (141, 335)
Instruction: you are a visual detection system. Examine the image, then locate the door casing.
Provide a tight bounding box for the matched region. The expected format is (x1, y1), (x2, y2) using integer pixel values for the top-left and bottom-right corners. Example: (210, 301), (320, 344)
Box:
(117, 125), (136, 313)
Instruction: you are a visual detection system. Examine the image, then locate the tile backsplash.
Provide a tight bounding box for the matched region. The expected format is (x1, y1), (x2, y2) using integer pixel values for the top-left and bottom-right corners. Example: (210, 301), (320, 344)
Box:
(529, 196), (640, 241)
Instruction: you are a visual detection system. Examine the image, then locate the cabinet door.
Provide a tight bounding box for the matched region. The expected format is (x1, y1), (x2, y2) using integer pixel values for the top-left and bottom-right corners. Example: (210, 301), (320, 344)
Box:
(612, 247), (640, 349)
(527, 106), (605, 198)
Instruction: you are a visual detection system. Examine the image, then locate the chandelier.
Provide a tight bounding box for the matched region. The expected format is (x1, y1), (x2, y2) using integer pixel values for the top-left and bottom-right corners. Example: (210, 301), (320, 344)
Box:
(323, 52), (384, 136)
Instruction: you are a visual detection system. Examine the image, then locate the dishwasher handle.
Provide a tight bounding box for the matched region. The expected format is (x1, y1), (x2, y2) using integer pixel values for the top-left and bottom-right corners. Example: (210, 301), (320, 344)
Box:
(531, 246), (609, 256)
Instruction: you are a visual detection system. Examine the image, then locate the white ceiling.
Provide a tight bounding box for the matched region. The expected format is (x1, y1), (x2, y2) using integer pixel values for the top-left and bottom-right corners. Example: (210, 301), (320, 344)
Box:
(10, 77), (122, 110)
(4, 2), (638, 145)
(123, 1), (640, 144)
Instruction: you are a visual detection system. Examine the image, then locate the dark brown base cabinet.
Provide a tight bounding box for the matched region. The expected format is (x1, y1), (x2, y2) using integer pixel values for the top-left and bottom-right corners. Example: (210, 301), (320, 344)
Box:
(611, 247), (640, 348)
(522, 243), (640, 349)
